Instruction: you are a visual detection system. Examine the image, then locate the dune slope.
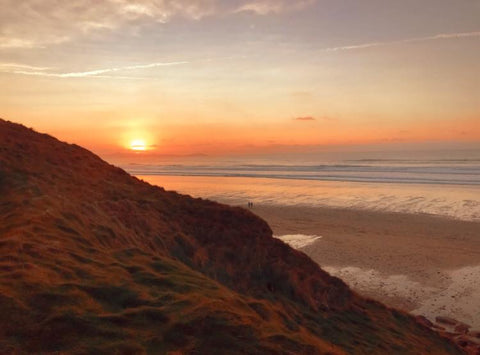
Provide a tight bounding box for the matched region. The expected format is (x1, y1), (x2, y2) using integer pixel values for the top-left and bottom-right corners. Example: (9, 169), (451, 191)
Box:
(0, 119), (462, 354)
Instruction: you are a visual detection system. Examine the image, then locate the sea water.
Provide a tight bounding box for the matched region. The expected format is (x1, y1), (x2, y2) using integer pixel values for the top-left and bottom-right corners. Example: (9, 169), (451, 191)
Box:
(116, 148), (480, 221)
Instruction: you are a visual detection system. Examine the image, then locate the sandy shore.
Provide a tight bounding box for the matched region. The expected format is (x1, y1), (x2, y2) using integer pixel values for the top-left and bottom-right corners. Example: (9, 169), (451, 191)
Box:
(250, 204), (480, 328)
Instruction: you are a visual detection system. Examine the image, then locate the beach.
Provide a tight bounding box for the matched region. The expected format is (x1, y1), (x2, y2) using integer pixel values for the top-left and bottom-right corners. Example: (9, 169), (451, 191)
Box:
(253, 204), (480, 329)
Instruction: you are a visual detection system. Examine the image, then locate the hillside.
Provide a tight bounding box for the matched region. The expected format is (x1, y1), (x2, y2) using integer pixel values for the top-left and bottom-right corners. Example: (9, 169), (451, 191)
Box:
(0, 119), (463, 354)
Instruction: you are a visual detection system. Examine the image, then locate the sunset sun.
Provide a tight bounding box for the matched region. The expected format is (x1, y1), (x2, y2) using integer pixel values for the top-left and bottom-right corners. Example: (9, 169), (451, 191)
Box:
(130, 139), (147, 151)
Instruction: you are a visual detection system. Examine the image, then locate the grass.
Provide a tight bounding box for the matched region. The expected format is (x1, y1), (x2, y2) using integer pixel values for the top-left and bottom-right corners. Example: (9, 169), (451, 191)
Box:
(80, 284), (146, 312)
(0, 119), (466, 354)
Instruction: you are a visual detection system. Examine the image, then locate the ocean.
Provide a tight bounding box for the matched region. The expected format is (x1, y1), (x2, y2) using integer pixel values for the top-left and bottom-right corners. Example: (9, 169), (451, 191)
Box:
(117, 148), (480, 221)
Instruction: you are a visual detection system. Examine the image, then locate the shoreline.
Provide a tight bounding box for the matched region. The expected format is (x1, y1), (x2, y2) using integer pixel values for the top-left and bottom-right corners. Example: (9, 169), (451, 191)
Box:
(137, 175), (480, 222)
(248, 204), (480, 328)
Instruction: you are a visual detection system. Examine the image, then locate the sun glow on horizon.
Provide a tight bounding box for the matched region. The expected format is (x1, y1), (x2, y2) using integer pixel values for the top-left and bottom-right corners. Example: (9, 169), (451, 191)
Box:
(130, 139), (147, 151)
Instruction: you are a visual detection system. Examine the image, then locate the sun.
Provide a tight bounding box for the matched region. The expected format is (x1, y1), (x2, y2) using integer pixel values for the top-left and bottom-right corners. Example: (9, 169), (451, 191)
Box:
(130, 139), (147, 151)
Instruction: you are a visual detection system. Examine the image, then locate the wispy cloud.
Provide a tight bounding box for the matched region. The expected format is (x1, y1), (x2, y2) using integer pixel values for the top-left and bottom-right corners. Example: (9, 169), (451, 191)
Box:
(0, 0), (315, 49)
(0, 38), (41, 49)
(0, 1), (212, 49)
(2, 61), (189, 78)
(0, 63), (51, 71)
(323, 31), (480, 52)
(235, 0), (316, 15)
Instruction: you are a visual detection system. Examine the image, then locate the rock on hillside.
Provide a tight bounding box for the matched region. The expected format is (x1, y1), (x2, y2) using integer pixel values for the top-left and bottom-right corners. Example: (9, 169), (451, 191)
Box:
(0, 119), (463, 354)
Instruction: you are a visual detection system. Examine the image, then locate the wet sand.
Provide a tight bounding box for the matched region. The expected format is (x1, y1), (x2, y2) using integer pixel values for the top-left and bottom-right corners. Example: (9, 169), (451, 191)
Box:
(251, 204), (480, 328)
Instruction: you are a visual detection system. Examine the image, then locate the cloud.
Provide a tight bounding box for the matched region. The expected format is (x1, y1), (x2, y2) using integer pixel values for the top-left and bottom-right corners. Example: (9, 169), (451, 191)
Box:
(0, 0), (315, 49)
(323, 31), (480, 52)
(0, 1), (215, 49)
(0, 63), (51, 71)
(1, 60), (189, 78)
(235, 0), (316, 15)
(293, 116), (316, 121)
(0, 38), (42, 49)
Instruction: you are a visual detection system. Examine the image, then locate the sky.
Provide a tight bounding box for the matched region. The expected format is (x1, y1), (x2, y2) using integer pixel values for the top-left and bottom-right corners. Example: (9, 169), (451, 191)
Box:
(1, 0), (479, 156)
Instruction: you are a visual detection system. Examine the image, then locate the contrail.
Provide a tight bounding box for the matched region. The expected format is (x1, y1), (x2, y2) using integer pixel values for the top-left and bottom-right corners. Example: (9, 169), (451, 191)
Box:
(4, 61), (189, 78)
(0, 63), (51, 71)
(323, 31), (480, 52)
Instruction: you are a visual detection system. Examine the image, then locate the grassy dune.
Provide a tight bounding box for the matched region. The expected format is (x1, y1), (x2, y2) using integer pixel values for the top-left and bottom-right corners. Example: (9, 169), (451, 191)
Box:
(0, 119), (462, 354)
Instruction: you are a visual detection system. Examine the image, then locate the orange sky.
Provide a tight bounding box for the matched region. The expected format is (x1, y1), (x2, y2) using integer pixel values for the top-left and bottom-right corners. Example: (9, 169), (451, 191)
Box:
(1, 1), (479, 156)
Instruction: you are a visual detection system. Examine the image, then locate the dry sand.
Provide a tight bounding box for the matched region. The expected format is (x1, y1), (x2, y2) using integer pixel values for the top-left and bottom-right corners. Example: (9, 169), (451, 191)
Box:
(252, 204), (480, 329)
